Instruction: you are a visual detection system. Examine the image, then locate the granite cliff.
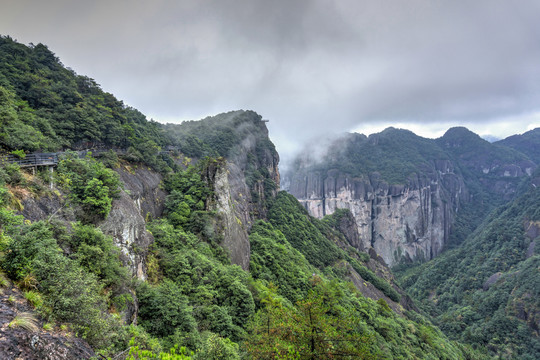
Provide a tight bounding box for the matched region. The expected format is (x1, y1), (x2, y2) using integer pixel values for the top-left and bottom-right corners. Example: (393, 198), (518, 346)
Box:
(289, 162), (466, 265)
(196, 112), (280, 270)
(286, 127), (536, 266)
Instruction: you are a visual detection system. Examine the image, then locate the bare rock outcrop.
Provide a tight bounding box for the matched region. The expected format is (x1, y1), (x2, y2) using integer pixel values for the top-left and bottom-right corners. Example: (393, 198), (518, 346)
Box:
(0, 284), (95, 360)
(289, 161), (467, 266)
(203, 118), (280, 270)
(100, 165), (166, 280)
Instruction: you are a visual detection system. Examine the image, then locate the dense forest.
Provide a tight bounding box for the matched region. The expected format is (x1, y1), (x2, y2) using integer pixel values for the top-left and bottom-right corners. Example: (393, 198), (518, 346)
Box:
(0, 35), (538, 359)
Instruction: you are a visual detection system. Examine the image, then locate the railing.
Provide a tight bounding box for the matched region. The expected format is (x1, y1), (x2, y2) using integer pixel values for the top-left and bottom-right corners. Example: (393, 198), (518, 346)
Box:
(0, 147), (181, 168)
(0, 153), (59, 168)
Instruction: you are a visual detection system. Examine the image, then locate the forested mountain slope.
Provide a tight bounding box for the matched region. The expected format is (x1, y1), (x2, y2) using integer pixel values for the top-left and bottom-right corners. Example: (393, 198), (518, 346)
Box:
(286, 125), (540, 358)
(496, 128), (540, 165)
(0, 36), (492, 359)
(395, 170), (540, 359)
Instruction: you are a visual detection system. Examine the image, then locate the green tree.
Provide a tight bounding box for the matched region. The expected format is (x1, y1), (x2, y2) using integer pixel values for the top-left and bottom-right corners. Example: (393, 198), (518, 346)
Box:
(137, 280), (198, 348)
(246, 280), (377, 359)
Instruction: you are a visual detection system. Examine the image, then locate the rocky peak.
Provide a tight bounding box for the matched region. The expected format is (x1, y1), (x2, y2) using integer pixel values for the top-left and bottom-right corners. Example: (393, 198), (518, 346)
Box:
(189, 111), (280, 270)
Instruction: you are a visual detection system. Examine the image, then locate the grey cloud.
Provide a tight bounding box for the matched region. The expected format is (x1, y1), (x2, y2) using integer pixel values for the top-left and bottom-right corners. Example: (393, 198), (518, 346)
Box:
(1, 0), (540, 158)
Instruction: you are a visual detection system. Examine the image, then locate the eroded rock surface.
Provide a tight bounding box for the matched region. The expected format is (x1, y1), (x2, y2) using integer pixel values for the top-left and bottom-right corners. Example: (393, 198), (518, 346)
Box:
(289, 162), (467, 265)
(0, 285), (95, 360)
(204, 118), (280, 270)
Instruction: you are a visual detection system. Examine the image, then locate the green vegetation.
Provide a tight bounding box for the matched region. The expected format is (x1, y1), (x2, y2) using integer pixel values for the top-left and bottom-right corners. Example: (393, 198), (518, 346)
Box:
(139, 219), (253, 352)
(126, 344), (193, 360)
(246, 274), (484, 359)
(267, 191), (401, 302)
(249, 221), (313, 303)
(56, 152), (121, 223)
(395, 173), (540, 359)
(293, 128), (450, 184)
(438, 126), (529, 166)
(496, 127), (540, 164)
(162, 110), (274, 159)
(0, 35), (508, 359)
(2, 220), (124, 348)
(163, 111), (278, 211)
(0, 36), (170, 153)
(23, 290), (43, 308)
(163, 160), (213, 230)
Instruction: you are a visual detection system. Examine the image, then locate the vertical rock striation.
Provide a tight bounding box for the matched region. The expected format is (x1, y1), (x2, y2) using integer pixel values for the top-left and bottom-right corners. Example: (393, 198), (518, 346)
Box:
(289, 161), (467, 266)
(287, 127), (537, 266)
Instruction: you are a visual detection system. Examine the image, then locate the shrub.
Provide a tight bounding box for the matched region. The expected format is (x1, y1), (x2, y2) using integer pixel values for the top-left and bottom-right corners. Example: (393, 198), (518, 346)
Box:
(56, 152), (121, 223)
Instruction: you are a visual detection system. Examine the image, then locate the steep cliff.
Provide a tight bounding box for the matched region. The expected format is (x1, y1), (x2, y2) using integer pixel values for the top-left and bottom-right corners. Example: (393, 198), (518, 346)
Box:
(190, 111), (280, 269)
(287, 127), (535, 266)
(395, 170), (540, 358)
(100, 165), (166, 280)
(19, 165), (165, 281)
(289, 162), (466, 265)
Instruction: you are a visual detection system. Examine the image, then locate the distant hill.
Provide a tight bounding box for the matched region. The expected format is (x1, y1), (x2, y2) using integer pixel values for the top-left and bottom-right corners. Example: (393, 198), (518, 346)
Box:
(286, 125), (540, 358)
(497, 128), (540, 164)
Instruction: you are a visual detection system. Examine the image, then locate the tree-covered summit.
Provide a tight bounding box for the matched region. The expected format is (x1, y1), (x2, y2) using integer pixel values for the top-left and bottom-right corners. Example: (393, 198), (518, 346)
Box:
(163, 110), (276, 160)
(290, 127), (449, 184)
(496, 127), (540, 164)
(0, 35), (168, 152)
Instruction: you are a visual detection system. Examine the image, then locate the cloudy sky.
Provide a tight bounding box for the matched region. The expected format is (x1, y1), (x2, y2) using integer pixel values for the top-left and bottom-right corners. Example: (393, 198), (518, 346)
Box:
(2, 0), (540, 161)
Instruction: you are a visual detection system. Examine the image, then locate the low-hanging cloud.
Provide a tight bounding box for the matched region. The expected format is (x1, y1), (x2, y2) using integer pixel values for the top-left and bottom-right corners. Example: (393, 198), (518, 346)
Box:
(1, 0), (540, 160)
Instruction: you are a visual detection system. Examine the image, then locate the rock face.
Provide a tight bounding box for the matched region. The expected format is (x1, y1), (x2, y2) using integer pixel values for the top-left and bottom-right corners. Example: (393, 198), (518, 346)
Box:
(329, 214), (417, 313)
(0, 284), (95, 360)
(289, 161), (468, 266)
(291, 161), (533, 267)
(19, 166), (165, 281)
(287, 127), (538, 266)
(204, 119), (280, 270)
(100, 166), (166, 280)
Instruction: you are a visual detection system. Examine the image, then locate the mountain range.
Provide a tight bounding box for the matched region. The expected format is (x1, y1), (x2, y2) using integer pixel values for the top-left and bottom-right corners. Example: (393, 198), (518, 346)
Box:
(0, 35), (538, 359)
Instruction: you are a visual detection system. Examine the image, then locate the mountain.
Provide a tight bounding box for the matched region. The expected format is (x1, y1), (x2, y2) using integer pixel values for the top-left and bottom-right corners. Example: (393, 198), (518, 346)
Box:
(0, 36), (491, 359)
(286, 127), (536, 266)
(395, 170), (540, 358)
(285, 126), (540, 358)
(497, 128), (540, 164)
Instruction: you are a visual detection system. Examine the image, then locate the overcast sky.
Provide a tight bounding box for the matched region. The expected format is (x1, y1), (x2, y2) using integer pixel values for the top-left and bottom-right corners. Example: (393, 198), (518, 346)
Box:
(2, 0), (540, 162)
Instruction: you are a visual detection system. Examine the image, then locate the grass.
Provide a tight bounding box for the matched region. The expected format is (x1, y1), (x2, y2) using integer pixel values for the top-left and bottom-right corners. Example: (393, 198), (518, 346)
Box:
(8, 312), (39, 332)
(23, 290), (43, 308)
(18, 273), (37, 290)
(43, 322), (54, 331)
(0, 272), (9, 288)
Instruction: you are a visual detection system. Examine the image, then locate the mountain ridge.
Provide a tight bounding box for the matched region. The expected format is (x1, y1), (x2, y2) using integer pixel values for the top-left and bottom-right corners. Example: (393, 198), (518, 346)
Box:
(1, 35), (535, 359)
